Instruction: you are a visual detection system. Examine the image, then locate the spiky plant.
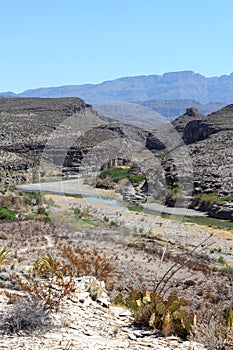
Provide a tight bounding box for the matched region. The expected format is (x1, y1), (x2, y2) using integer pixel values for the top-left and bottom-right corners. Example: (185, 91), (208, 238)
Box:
(0, 248), (10, 268)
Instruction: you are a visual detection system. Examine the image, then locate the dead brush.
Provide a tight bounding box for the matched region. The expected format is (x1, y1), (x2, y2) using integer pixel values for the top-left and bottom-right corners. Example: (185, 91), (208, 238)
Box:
(190, 306), (233, 349)
(58, 244), (115, 290)
(0, 296), (52, 335)
(9, 253), (75, 311)
(10, 273), (75, 311)
(7, 245), (115, 309)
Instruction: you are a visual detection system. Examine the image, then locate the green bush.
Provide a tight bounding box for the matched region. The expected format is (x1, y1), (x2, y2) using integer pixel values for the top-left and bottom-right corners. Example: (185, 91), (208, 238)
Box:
(220, 195), (233, 202)
(194, 192), (220, 205)
(37, 207), (47, 215)
(73, 207), (81, 217)
(100, 167), (130, 182)
(128, 204), (143, 213)
(23, 192), (42, 206)
(218, 256), (226, 265)
(129, 175), (146, 184)
(23, 214), (35, 221)
(36, 206), (51, 222)
(99, 166), (147, 184)
(0, 208), (16, 221)
(110, 220), (118, 227)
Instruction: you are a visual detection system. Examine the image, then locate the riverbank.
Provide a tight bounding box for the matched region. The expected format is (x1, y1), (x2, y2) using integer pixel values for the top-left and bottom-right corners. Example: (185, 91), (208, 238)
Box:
(18, 178), (207, 217)
(18, 177), (233, 230)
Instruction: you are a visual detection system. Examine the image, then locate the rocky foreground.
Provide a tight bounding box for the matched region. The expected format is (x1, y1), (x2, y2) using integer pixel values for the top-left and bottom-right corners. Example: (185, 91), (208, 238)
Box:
(0, 276), (207, 350)
(0, 183), (232, 349)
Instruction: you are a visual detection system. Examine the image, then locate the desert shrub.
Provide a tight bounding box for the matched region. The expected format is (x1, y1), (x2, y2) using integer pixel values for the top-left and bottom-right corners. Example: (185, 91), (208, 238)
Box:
(218, 256), (226, 265)
(224, 266), (233, 274)
(193, 192), (220, 210)
(0, 194), (14, 208)
(115, 290), (194, 339)
(23, 192), (42, 206)
(33, 253), (63, 277)
(37, 206), (47, 215)
(23, 214), (35, 220)
(219, 195), (233, 202)
(99, 167), (130, 182)
(36, 214), (51, 223)
(35, 206), (51, 222)
(59, 244), (115, 289)
(99, 166), (147, 184)
(10, 273), (75, 311)
(110, 220), (118, 227)
(129, 174), (146, 184)
(166, 183), (182, 203)
(73, 207), (81, 217)
(9, 246), (115, 308)
(0, 297), (52, 334)
(10, 254), (75, 311)
(0, 207), (16, 221)
(128, 204), (143, 212)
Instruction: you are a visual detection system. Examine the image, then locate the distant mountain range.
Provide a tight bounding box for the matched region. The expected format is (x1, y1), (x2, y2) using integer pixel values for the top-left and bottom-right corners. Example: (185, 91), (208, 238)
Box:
(134, 99), (226, 121)
(1, 71), (232, 103)
(0, 71), (232, 120)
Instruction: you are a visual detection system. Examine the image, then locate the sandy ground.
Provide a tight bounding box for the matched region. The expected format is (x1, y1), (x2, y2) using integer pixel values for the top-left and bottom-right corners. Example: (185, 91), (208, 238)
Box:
(40, 190), (233, 267)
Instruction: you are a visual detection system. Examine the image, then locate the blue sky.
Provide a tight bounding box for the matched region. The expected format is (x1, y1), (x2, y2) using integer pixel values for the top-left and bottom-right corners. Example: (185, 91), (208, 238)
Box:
(1, 0), (233, 93)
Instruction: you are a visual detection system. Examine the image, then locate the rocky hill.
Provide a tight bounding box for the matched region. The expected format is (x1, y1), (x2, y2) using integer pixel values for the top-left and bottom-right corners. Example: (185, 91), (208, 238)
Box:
(0, 97), (147, 181)
(1, 71), (233, 105)
(174, 106), (233, 219)
(0, 97), (88, 172)
(172, 105), (233, 193)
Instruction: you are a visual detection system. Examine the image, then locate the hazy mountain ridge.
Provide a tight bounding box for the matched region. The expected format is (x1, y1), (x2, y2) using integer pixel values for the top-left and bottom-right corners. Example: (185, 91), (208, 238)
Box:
(1, 71), (233, 105)
(133, 99), (226, 121)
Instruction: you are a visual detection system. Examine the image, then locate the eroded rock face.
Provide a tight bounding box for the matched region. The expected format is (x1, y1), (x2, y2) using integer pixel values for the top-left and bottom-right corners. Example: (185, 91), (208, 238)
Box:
(175, 106), (233, 219)
(0, 97), (87, 163)
(0, 97), (147, 179)
(176, 106), (233, 195)
(144, 105), (233, 219)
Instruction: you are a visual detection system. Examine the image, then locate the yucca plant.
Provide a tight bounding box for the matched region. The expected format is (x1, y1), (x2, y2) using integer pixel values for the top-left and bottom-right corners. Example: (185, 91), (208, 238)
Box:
(33, 253), (64, 278)
(0, 248), (10, 268)
(224, 307), (233, 328)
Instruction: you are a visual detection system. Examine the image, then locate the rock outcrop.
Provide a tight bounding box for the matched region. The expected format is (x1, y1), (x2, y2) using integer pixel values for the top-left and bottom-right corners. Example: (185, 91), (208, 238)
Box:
(174, 105), (233, 195)
(175, 106), (233, 219)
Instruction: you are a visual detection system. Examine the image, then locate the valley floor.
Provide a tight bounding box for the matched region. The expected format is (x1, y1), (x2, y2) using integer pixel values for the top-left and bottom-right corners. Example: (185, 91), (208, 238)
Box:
(0, 181), (233, 349)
